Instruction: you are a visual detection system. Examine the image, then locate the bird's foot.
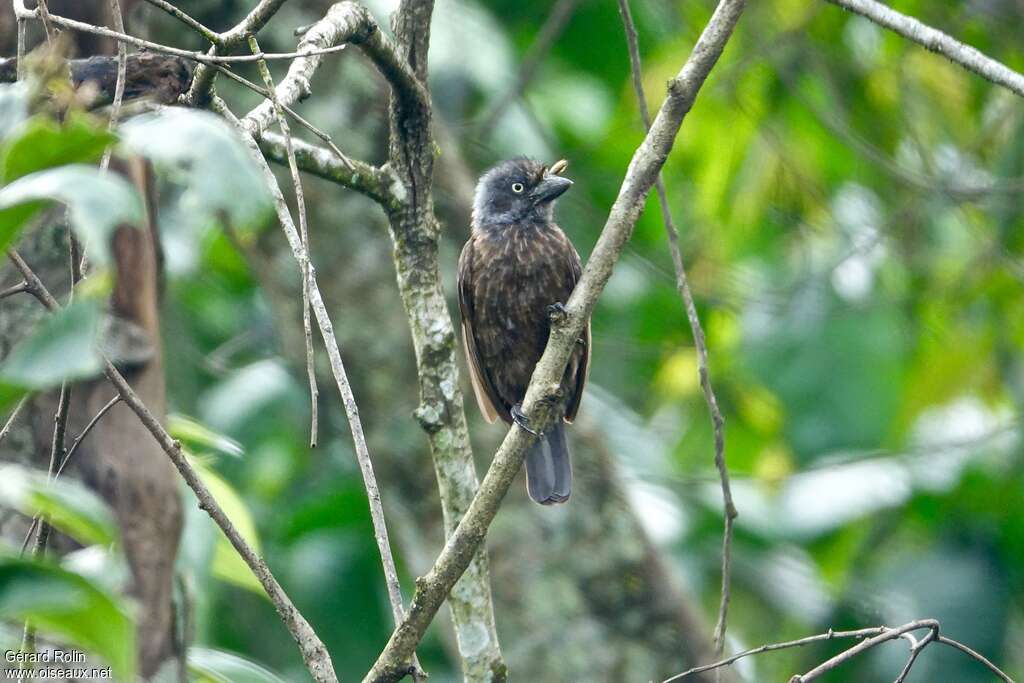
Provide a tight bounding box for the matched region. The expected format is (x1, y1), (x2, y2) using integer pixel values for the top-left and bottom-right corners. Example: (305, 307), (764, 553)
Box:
(547, 301), (568, 322)
(511, 404), (542, 437)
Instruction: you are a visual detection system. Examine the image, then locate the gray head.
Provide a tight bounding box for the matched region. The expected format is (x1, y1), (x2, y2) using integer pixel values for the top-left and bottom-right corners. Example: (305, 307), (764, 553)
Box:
(472, 158), (573, 229)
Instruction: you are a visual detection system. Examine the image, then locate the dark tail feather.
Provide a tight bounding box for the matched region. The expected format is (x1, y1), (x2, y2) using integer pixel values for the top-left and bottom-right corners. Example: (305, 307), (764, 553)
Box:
(525, 422), (572, 505)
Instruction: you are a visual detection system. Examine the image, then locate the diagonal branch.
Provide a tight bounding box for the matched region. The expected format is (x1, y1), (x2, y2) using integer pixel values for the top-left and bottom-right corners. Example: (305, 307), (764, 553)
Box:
(824, 0), (1024, 98)
(257, 133), (403, 209)
(216, 96), (427, 680)
(7, 248), (339, 683)
(364, 1), (747, 680)
(616, 0), (737, 662)
(377, 1), (508, 680)
(242, 1), (427, 140)
(666, 619), (1014, 683)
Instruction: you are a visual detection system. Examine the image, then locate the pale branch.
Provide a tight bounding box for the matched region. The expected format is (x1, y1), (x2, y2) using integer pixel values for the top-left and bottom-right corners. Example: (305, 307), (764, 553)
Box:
(666, 621), (1014, 683)
(824, 0), (1024, 98)
(217, 98), (426, 679)
(99, 0), (127, 174)
(937, 635), (1014, 683)
(248, 34), (320, 451)
(186, 0), (288, 105)
(0, 396), (28, 446)
(665, 626), (888, 681)
(363, 1), (747, 680)
(616, 0), (737, 663)
(0, 281), (29, 299)
(378, 1), (507, 679)
(242, 1), (427, 139)
(258, 132), (402, 209)
(6, 248), (340, 683)
(10, 1), (352, 67)
(477, 0), (580, 134)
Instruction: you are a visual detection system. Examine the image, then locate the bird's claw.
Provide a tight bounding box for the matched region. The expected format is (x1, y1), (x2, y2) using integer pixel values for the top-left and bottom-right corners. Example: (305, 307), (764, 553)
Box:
(511, 404), (542, 437)
(547, 302), (568, 321)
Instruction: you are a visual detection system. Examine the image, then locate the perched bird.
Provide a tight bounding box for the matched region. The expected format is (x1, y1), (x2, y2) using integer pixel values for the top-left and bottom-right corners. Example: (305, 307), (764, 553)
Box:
(458, 158), (590, 505)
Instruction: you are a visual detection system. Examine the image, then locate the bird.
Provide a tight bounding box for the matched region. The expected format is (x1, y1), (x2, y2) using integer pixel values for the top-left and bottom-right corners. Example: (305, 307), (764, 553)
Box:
(457, 157), (590, 505)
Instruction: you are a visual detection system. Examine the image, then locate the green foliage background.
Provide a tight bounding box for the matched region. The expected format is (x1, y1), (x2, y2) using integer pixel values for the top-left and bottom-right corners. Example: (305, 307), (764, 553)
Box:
(4, 0), (1024, 680)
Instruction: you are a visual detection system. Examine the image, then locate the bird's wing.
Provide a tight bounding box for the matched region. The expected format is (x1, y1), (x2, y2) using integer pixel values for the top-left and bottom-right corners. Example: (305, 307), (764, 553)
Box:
(458, 236), (501, 424)
(564, 239), (590, 423)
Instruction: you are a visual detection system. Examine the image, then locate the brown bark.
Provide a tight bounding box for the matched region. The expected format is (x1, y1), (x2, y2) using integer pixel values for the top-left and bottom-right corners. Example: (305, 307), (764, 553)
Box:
(0, 7), (184, 675)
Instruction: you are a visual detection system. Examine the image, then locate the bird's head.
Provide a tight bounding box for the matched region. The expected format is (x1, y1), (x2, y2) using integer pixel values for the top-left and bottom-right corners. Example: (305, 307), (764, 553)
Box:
(472, 157), (573, 229)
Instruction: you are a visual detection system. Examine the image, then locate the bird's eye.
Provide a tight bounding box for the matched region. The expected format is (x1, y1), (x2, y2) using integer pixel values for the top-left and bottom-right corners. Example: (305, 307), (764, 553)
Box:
(511, 182), (525, 194)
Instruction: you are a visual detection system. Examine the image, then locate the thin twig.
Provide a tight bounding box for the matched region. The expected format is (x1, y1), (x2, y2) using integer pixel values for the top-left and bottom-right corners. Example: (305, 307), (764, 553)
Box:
(217, 99), (424, 680)
(140, 0), (221, 46)
(616, 0), (737, 663)
(790, 620), (940, 682)
(477, 0), (580, 135)
(11, 2), (355, 66)
(0, 396), (28, 446)
(18, 395), (121, 557)
(7, 248), (339, 683)
(0, 281), (29, 299)
(824, 0), (1024, 98)
(665, 626), (886, 681)
(666, 621), (1014, 683)
(59, 396), (120, 477)
(937, 636), (1014, 683)
(205, 63), (358, 173)
(248, 35), (319, 451)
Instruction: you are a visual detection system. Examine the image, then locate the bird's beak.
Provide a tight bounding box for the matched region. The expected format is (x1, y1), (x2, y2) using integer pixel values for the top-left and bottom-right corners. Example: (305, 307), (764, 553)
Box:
(531, 175), (573, 204)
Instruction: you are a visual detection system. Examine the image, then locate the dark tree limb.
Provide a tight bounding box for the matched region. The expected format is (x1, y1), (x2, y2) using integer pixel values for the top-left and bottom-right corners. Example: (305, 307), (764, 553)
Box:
(8, 247), (339, 683)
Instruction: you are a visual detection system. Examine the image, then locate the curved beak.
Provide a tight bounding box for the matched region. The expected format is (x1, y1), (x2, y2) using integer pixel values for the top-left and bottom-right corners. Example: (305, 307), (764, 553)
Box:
(530, 175), (573, 204)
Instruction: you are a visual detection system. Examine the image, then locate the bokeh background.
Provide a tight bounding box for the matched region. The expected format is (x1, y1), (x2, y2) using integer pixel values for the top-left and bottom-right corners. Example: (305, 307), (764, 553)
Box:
(7, 0), (1024, 680)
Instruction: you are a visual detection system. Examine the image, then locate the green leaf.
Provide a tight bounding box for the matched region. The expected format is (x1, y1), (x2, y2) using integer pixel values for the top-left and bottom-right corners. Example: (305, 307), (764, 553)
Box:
(192, 460), (266, 596)
(0, 299), (103, 409)
(188, 647), (287, 683)
(168, 414), (244, 458)
(0, 555), (135, 680)
(1, 113), (115, 183)
(0, 165), (143, 262)
(0, 465), (119, 547)
(119, 109), (272, 232)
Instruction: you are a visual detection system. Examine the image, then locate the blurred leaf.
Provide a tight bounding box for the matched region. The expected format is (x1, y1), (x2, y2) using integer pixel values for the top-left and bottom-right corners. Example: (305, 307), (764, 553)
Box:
(192, 460), (265, 596)
(0, 114), (114, 182)
(0, 555), (135, 680)
(0, 300), (103, 410)
(188, 647), (287, 683)
(119, 109), (272, 233)
(0, 165), (142, 262)
(169, 414), (244, 458)
(0, 464), (119, 547)
(0, 81), (29, 138)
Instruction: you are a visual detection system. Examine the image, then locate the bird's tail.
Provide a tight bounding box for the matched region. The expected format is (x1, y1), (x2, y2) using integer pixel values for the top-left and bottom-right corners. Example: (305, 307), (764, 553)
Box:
(525, 422), (571, 505)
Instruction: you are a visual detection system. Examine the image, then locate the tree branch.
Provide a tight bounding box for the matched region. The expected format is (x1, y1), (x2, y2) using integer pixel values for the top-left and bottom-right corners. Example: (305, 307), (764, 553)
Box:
(217, 96), (427, 679)
(373, 1), (508, 680)
(242, 1), (427, 140)
(364, 1), (747, 680)
(257, 133), (403, 210)
(665, 620), (1014, 683)
(616, 0), (738, 664)
(248, 34), (320, 450)
(6, 248), (340, 683)
(824, 0), (1024, 98)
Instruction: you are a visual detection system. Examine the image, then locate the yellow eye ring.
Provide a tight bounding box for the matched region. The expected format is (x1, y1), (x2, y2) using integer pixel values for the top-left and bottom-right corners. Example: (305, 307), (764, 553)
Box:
(512, 182), (525, 193)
